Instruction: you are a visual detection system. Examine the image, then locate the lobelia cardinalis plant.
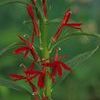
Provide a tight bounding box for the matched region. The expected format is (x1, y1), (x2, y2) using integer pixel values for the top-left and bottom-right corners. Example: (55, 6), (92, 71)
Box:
(9, 0), (81, 99)
(1, 0), (100, 100)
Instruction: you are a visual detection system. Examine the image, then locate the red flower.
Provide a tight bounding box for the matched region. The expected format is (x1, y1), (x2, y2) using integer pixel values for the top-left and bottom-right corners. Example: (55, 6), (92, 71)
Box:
(27, 4), (40, 37)
(10, 62), (40, 82)
(10, 62), (40, 100)
(14, 36), (39, 61)
(42, 49), (71, 82)
(42, 0), (47, 18)
(37, 70), (46, 88)
(25, 70), (46, 88)
(52, 9), (81, 42)
(10, 62), (46, 88)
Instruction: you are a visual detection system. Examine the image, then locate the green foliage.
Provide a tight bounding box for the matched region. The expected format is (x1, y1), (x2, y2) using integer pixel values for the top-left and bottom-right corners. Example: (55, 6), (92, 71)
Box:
(0, 78), (31, 95)
(0, 42), (16, 56)
(0, 0), (100, 100)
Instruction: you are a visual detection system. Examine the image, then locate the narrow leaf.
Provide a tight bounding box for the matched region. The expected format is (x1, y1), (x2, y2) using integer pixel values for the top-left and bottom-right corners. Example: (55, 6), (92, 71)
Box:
(0, 42), (16, 56)
(23, 20), (32, 24)
(0, 78), (31, 95)
(49, 18), (61, 24)
(50, 32), (100, 52)
(62, 46), (99, 83)
(0, 0), (28, 6)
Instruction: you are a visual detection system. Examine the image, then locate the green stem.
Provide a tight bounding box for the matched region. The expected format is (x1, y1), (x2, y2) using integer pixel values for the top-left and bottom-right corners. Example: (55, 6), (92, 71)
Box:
(40, 18), (52, 99)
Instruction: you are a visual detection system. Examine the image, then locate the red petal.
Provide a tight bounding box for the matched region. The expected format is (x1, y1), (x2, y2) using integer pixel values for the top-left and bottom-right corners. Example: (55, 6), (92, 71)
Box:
(27, 4), (40, 37)
(24, 50), (29, 58)
(18, 36), (31, 47)
(18, 35), (27, 43)
(51, 67), (57, 82)
(57, 65), (63, 77)
(25, 62), (41, 75)
(32, 19), (40, 37)
(54, 49), (59, 61)
(28, 82), (37, 92)
(66, 23), (81, 30)
(28, 82), (39, 100)
(38, 73), (45, 88)
(29, 62), (35, 70)
(27, 4), (34, 20)
(14, 47), (29, 54)
(42, 0), (47, 18)
(60, 62), (72, 71)
(25, 62), (38, 75)
(28, 81), (37, 93)
(62, 9), (72, 25)
(30, 48), (40, 61)
(42, 62), (54, 67)
(10, 74), (25, 81)
(52, 26), (63, 42)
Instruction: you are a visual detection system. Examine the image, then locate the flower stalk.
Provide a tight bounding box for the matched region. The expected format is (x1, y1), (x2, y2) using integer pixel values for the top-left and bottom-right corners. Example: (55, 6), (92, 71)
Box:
(40, 17), (52, 100)
(8, 0), (82, 100)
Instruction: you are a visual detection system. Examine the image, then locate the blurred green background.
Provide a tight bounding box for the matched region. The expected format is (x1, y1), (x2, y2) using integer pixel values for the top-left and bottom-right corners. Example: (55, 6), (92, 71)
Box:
(0, 0), (100, 100)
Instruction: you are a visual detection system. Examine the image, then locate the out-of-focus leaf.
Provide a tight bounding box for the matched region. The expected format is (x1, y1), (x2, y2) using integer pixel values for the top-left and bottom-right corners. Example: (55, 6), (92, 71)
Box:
(67, 46), (99, 67)
(0, 0), (28, 6)
(55, 46), (99, 86)
(0, 42), (16, 56)
(23, 20), (32, 24)
(50, 32), (100, 52)
(0, 78), (31, 95)
(62, 46), (99, 82)
(49, 18), (61, 23)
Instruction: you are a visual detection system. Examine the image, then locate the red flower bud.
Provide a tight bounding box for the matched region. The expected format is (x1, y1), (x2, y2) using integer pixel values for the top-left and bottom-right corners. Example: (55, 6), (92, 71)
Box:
(27, 4), (40, 37)
(42, 0), (47, 18)
(62, 9), (72, 25)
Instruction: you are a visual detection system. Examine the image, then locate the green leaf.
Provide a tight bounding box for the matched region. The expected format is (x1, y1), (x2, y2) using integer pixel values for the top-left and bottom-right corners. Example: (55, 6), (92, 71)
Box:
(23, 20), (32, 24)
(67, 46), (99, 67)
(63, 46), (99, 82)
(0, 78), (31, 95)
(0, 42), (16, 56)
(50, 32), (100, 52)
(48, 18), (61, 24)
(55, 46), (99, 86)
(0, 0), (28, 6)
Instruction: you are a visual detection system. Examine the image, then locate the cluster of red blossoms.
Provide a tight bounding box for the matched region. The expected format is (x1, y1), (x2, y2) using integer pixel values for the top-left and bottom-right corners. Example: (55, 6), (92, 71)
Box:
(10, 0), (81, 99)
